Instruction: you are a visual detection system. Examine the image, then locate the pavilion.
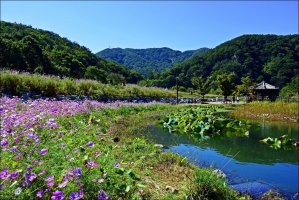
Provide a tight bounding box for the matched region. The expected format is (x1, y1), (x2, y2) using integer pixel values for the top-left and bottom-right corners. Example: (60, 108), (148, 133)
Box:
(253, 81), (279, 101)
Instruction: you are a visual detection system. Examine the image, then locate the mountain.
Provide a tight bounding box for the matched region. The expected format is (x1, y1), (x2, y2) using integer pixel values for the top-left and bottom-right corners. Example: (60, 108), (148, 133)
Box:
(96, 47), (210, 76)
(148, 34), (299, 91)
(0, 21), (143, 84)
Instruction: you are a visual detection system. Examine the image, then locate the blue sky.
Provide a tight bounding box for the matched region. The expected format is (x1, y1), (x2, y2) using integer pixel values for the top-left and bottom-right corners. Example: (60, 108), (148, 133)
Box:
(1, 1), (298, 53)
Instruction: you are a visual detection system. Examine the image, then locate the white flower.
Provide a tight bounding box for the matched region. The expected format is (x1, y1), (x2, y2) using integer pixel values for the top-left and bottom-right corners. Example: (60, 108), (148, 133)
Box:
(14, 187), (22, 196)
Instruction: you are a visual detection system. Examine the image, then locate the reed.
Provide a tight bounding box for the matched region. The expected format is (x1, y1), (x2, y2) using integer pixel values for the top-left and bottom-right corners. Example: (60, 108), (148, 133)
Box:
(231, 101), (298, 122)
(0, 70), (177, 99)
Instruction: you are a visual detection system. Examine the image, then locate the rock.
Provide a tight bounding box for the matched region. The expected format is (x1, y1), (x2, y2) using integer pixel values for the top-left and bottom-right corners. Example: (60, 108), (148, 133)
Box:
(212, 169), (227, 179)
(165, 185), (178, 194)
(154, 144), (164, 148)
(259, 189), (284, 200)
(231, 181), (273, 197)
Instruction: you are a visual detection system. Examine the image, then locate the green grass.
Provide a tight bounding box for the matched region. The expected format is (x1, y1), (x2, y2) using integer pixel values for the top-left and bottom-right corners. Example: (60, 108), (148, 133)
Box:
(188, 168), (239, 200)
(0, 70), (178, 98)
(231, 101), (299, 122)
(0, 104), (242, 199)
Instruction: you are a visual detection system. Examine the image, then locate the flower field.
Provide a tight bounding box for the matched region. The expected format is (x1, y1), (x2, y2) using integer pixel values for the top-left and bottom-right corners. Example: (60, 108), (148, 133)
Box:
(0, 97), (165, 199)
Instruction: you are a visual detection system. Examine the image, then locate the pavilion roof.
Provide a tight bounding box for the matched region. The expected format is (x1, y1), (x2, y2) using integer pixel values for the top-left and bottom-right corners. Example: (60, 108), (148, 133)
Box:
(253, 81), (279, 90)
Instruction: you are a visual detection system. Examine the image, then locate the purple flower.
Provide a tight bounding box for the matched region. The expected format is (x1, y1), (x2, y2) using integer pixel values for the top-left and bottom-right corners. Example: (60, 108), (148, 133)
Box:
(48, 118), (56, 123)
(94, 151), (101, 158)
(85, 160), (99, 168)
(0, 183), (4, 190)
(25, 172), (37, 186)
(10, 146), (18, 153)
(37, 190), (44, 198)
(73, 167), (82, 178)
(0, 168), (9, 180)
(113, 161), (120, 168)
(98, 190), (108, 200)
(58, 180), (68, 188)
(10, 171), (19, 179)
(86, 141), (94, 147)
(45, 175), (55, 187)
(40, 148), (48, 156)
(28, 173), (37, 181)
(69, 191), (81, 200)
(1, 138), (8, 147)
(26, 166), (33, 172)
(51, 190), (64, 200)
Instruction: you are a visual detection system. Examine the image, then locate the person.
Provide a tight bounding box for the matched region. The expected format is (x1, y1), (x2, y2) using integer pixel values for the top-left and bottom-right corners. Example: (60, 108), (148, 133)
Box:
(236, 96), (240, 103)
(232, 95), (236, 103)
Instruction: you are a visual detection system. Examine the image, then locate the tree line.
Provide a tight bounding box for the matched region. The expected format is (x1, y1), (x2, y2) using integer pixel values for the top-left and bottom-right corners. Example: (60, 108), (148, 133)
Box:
(0, 21), (143, 84)
(138, 34), (299, 97)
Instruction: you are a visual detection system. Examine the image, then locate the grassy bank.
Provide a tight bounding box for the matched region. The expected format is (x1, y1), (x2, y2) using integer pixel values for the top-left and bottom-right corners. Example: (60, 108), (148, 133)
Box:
(0, 98), (240, 199)
(103, 106), (240, 199)
(0, 71), (177, 99)
(231, 101), (298, 122)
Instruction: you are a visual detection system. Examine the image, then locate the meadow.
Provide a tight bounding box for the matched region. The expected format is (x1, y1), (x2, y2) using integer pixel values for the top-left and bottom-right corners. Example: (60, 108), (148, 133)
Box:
(0, 97), (240, 199)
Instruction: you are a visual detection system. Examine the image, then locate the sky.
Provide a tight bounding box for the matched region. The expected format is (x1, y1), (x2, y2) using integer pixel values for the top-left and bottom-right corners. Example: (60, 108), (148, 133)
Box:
(1, 1), (298, 53)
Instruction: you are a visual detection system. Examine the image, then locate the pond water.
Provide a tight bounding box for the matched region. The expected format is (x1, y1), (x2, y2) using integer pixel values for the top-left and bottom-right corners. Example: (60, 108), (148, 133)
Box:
(146, 120), (299, 198)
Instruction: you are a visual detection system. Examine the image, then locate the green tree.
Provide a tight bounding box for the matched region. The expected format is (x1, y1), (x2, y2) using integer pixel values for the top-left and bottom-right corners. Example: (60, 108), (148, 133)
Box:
(191, 76), (211, 100)
(107, 73), (125, 85)
(84, 66), (108, 83)
(235, 76), (253, 96)
(217, 73), (236, 97)
(280, 76), (299, 98)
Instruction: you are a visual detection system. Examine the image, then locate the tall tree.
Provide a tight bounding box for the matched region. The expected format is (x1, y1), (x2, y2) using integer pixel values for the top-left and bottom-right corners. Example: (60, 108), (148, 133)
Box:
(191, 76), (211, 100)
(235, 76), (253, 96)
(217, 72), (236, 98)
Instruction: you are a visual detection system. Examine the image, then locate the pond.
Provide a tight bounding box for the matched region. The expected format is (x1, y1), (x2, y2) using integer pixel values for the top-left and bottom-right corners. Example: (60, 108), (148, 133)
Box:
(146, 120), (299, 199)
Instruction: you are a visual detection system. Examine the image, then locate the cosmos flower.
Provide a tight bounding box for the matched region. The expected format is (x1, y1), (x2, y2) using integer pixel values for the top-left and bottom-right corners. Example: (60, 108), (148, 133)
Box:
(85, 160), (99, 168)
(10, 171), (19, 179)
(73, 167), (82, 178)
(98, 190), (108, 200)
(45, 175), (55, 187)
(37, 190), (44, 198)
(0, 168), (9, 180)
(86, 141), (94, 147)
(51, 190), (64, 200)
(40, 148), (48, 156)
(1, 138), (9, 147)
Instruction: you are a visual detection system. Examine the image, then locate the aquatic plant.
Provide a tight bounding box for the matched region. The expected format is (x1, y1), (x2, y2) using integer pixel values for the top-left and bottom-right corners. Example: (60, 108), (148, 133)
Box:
(161, 106), (251, 140)
(260, 135), (299, 149)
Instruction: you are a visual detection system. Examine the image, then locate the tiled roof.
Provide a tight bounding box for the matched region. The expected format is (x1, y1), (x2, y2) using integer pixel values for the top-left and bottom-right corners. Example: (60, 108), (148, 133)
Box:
(254, 81), (279, 90)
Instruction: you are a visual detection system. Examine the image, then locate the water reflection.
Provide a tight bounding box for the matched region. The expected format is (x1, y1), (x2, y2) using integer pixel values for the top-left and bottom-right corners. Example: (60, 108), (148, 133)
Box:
(146, 121), (299, 194)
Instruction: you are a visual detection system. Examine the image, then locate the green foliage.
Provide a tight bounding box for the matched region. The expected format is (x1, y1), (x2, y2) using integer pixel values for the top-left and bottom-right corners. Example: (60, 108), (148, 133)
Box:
(0, 21), (143, 84)
(260, 135), (298, 149)
(149, 34), (299, 91)
(217, 73), (236, 96)
(161, 106), (251, 140)
(84, 66), (108, 83)
(279, 75), (299, 98)
(191, 76), (211, 99)
(235, 76), (253, 96)
(97, 47), (210, 76)
(188, 168), (238, 200)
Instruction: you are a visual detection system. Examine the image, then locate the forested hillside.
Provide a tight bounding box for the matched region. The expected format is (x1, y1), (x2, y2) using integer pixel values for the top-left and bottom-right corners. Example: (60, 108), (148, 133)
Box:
(96, 47), (209, 76)
(146, 34), (299, 93)
(0, 21), (143, 84)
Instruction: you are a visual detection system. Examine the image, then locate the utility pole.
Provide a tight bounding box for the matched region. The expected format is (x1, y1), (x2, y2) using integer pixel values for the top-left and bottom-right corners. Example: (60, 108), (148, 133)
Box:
(176, 77), (179, 105)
